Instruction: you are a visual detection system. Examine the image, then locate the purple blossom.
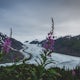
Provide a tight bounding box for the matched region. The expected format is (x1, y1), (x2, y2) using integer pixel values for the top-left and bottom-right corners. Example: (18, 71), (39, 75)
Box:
(43, 32), (54, 51)
(2, 37), (11, 53)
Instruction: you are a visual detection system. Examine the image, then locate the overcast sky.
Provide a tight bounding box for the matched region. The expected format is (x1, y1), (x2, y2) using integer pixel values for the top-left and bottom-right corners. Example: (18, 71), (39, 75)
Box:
(0, 0), (80, 42)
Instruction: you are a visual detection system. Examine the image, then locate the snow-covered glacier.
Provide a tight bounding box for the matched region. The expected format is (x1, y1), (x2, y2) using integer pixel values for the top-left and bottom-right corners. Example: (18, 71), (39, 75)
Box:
(22, 43), (80, 70)
(0, 43), (80, 70)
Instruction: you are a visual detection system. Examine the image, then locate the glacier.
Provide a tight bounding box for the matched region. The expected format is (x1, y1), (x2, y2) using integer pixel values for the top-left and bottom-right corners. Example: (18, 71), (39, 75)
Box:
(0, 43), (80, 70)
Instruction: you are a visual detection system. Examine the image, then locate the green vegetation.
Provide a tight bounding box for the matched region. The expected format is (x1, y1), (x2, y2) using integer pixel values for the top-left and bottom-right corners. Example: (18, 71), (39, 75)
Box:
(0, 63), (80, 80)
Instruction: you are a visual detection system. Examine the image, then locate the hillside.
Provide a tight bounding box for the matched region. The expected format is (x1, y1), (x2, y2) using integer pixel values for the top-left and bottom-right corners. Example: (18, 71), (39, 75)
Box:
(54, 35), (80, 57)
(31, 35), (80, 57)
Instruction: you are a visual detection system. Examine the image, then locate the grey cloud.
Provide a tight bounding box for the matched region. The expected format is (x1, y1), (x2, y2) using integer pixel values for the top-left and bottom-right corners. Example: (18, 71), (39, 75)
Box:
(0, 0), (80, 42)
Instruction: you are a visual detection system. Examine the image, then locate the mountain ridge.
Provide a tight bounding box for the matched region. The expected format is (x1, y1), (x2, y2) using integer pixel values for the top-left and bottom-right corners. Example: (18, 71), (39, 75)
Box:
(30, 35), (80, 57)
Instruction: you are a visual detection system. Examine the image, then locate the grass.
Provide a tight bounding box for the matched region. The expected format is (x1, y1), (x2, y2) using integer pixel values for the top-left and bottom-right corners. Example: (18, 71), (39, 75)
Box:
(0, 63), (80, 80)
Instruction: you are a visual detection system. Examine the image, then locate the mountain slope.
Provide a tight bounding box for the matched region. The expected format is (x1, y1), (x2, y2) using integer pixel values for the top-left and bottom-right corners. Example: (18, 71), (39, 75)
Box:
(39, 35), (80, 57)
(54, 35), (80, 57)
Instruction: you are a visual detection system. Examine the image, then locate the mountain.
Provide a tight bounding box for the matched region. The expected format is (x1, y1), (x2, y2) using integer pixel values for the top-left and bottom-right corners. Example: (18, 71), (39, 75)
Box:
(54, 35), (80, 57)
(30, 39), (40, 44)
(39, 35), (80, 57)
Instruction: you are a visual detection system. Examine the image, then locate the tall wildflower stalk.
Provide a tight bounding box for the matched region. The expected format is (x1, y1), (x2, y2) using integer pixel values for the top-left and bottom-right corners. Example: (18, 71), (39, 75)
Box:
(30, 18), (60, 80)
(0, 28), (12, 60)
(2, 28), (12, 53)
(43, 18), (54, 56)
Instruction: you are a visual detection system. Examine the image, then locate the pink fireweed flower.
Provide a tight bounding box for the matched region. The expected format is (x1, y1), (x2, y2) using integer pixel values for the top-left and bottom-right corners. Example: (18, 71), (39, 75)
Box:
(2, 37), (11, 53)
(43, 18), (54, 51)
(43, 32), (54, 51)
